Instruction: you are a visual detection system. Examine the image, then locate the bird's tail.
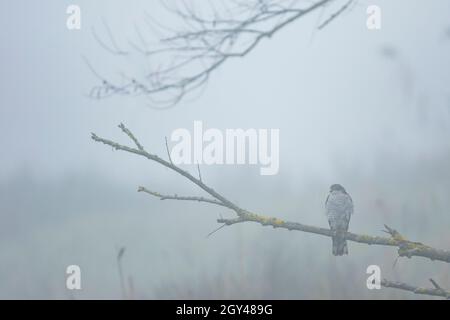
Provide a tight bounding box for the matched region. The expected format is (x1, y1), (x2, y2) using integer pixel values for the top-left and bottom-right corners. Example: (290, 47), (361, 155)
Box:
(332, 234), (348, 256)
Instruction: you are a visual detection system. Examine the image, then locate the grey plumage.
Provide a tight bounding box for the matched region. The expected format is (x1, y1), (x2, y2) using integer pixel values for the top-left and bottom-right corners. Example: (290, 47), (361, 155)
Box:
(325, 184), (353, 256)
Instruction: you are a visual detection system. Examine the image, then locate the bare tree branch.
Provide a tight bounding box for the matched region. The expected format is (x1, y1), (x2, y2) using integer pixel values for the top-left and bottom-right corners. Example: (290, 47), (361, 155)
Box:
(91, 124), (450, 267)
(382, 279), (450, 299)
(91, 124), (243, 214)
(119, 123), (144, 151)
(89, 0), (347, 108)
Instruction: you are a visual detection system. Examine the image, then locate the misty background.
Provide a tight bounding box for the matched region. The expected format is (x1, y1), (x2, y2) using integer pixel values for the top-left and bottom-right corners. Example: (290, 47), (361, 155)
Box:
(1, 0), (450, 299)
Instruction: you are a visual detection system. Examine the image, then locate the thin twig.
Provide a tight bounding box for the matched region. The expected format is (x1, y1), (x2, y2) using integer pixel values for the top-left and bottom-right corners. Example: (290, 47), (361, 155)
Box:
(206, 223), (227, 238)
(89, 0), (338, 107)
(317, 0), (353, 30)
(138, 186), (227, 207)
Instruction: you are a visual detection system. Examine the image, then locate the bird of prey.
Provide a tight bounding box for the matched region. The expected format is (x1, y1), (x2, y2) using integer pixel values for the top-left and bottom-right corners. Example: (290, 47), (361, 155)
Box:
(325, 184), (353, 256)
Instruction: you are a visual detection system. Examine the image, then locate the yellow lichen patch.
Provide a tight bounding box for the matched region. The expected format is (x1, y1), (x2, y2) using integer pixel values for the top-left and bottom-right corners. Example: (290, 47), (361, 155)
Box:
(414, 288), (427, 294)
(411, 243), (429, 250)
(253, 214), (269, 222)
(242, 212), (259, 219)
(387, 239), (398, 245)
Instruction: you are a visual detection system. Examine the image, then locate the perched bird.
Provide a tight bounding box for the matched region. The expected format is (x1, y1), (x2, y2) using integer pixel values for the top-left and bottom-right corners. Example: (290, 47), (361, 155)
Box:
(325, 184), (353, 256)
